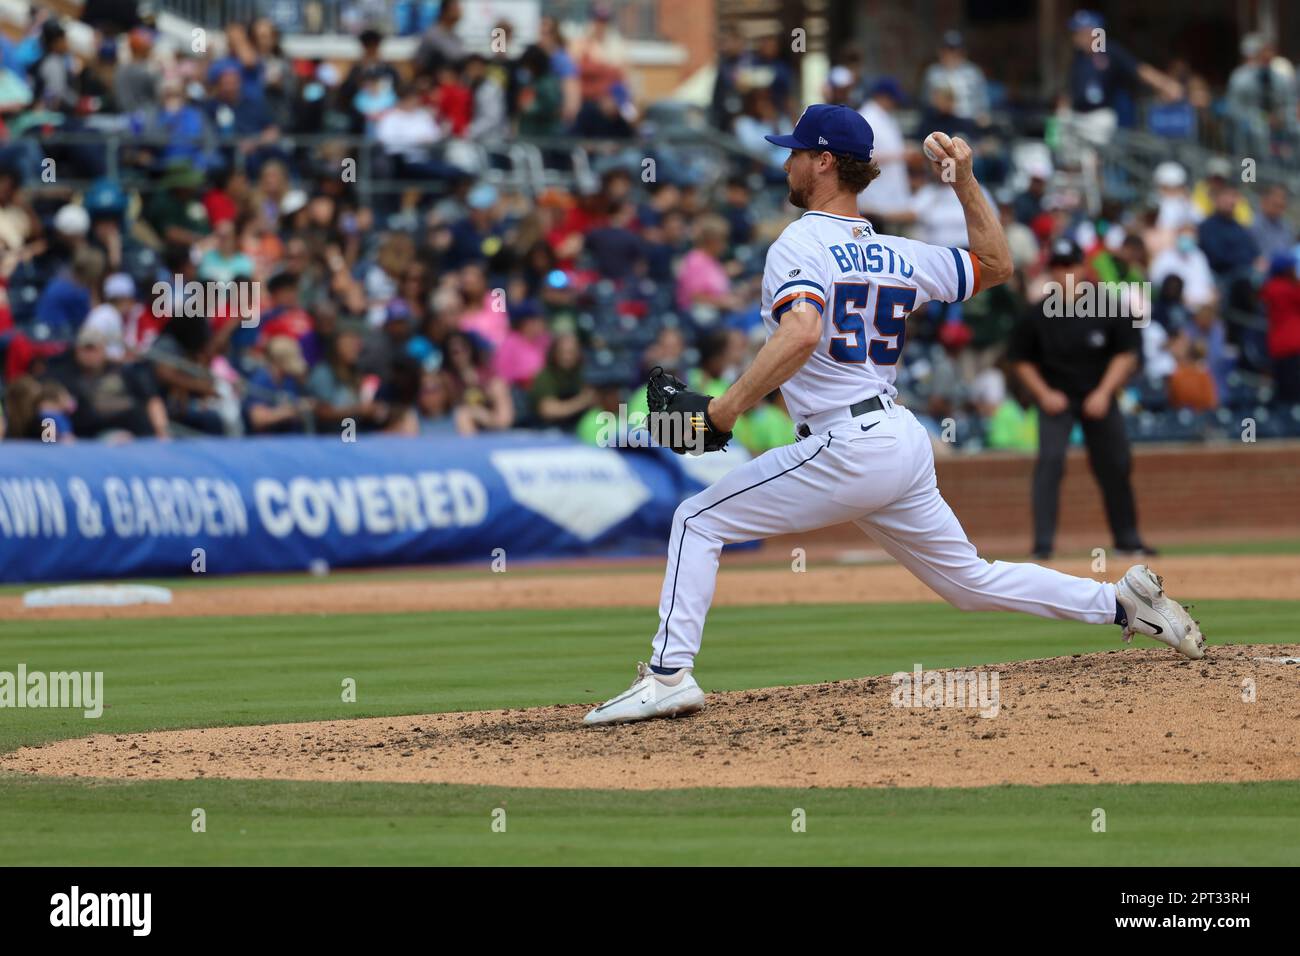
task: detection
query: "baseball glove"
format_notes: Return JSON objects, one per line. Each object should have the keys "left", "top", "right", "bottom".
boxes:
{"left": 645, "top": 366, "right": 732, "bottom": 455}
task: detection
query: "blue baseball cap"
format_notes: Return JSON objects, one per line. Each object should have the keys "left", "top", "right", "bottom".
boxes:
{"left": 765, "top": 104, "right": 875, "bottom": 162}
{"left": 1067, "top": 10, "right": 1104, "bottom": 31}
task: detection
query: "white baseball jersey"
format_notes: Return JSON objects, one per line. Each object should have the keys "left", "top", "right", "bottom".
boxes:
{"left": 761, "top": 211, "right": 981, "bottom": 420}
{"left": 646, "top": 208, "right": 1117, "bottom": 674}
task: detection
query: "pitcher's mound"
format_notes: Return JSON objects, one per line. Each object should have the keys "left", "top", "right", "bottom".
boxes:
{"left": 5, "top": 645, "right": 1298, "bottom": 790}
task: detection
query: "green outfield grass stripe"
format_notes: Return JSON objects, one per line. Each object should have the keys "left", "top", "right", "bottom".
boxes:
{"left": 0, "top": 600, "right": 1289, "bottom": 754}
{"left": 0, "top": 776, "right": 1295, "bottom": 866}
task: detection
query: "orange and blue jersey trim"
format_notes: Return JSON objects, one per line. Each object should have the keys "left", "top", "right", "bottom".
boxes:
{"left": 771, "top": 280, "right": 826, "bottom": 321}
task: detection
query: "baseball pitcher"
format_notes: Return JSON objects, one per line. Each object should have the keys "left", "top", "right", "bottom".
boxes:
{"left": 585, "top": 105, "right": 1204, "bottom": 726}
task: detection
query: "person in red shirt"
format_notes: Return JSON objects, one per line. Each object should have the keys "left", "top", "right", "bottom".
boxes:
{"left": 430, "top": 63, "right": 472, "bottom": 137}
{"left": 202, "top": 166, "right": 249, "bottom": 228}
{"left": 257, "top": 271, "right": 319, "bottom": 366}
{"left": 1259, "top": 253, "right": 1300, "bottom": 403}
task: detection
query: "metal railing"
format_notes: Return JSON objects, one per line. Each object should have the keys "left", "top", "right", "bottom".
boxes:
{"left": 156, "top": 0, "right": 661, "bottom": 38}
{"left": 15, "top": 121, "right": 768, "bottom": 202}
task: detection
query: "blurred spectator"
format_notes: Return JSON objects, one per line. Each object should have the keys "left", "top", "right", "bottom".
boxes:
{"left": 152, "top": 312, "right": 242, "bottom": 436}
{"left": 309, "top": 320, "right": 390, "bottom": 432}
{"left": 901, "top": 158, "right": 991, "bottom": 248}
{"left": 530, "top": 331, "right": 594, "bottom": 430}
{"left": 458, "top": 263, "right": 508, "bottom": 348}
{"left": 1062, "top": 10, "right": 1178, "bottom": 146}
{"left": 1183, "top": 304, "right": 1232, "bottom": 399}
{"left": 710, "top": 31, "right": 746, "bottom": 130}
{"left": 857, "top": 79, "right": 911, "bottom": 222}
{"left": 259, "top": 271, "right": 319, "bottom": 365}
{"left": 1251, "top": 184, "right": 1294, "bottom": 262}
{"left": 920, "top": 84, "right": 981, "bottom": 143}
{"left": 442, "top": 331, "right": 513, "bottom": 435}
{"left": 537, "top": 15, "right": 580, "bottom": 126}
{"left": 1227, "top": 33, "right": 1299, "bottom": 159}
{"left": 114, "top": 28, "right": 160, "bottom": 114}
{"left": 0, "top": 375, "right": 76, "bottom": 441}
{"left": 1141, "top": 314, "right": 1177, "bottom": 383}
{"left": 736, "top": 34, "right": 794, "bottom": 119}
{"left": 375, "top": 83, "right": 444, "bottom": 177}
{"left": 983, "top": 361, "right": 1038, "bottom": 452}
{"left": 245, "top": 335, "right": 313, "bottom": 434}
{"left": 921, "top": 31, "right": 990, "bottom": 125}
{"left": 1198, "top": 186, "right": 1258, "bottom": 278}
{"left": 130, "top": 77, "right": 210, "bottom": 171}
{"left": 1191, "top": 157, "right": 1253, "bottom": 225}
{"left": 81, "top": 272, "right": 133, "bottom": 362}
{"left": 494, "top": 301, "right": 549, "bottom": 388}
{"left": 414, "top": 0, "right": 465, "bottom": 76}
{"left": 340, "top": 29, "right": 400, "bottom": 135}
{"left": 1152, "top": 161, "right": 1197, "bottom": 232}
{"left": 443, "top": 183, "right": 506, "bottom": 270}
{"left": 1258, "top": 253, "right": 1300, "bottom": 403}
{"left": 720, "top": 176, "right": 755, "bottom": 247}
{"left": 207, "top": 64, "right": 279, "bottom": 155}
{"left": 33, "top": 20, "right": 76, "bottom": 112}
{"left": 1151, "top": 225, "right": 1216, "bottom": 308}
{"left": 516, "top": 42, "right": 564, "bottom": 137}
{"left": 44, "top": 322, "right": 168, "bottom": 439}
{"left": 586, "top": 201, "right": 644, "bottom": 281}
{"left": 1092, "top": 234, "right": 1148, "bottom": 285}
{"left": 0, "top": 165, "right": 39, "bottom": 255}
{"left": 572, "top": 3, "right": 630, "bottom": 120}
{"left": 199, "top": 220, "right": 253, "bottom": 283}
{"left": 36, "top": 243, "right": 102, "bottom": 340}
{"left": 206, "top": 23, "right": 263, "bottom": 101}
{"left": 677, "top": 215, "right": 740, "bottom": 314}
{"left": 643, "top": 326, "right": 688, "bottom": 380}
{"left": 250, "top": 18, "right": 296, "bottom": 131}
{"left": 417, "top": 369, "right": 456, "bottom": 434}
{"left": 1012, "top": 159, "right": 1051, "bottom": 226}
{"left": 465, "top": 54, "right": 508, "bottom": 141}
{"left": 734, "top": 87, "right": 793, "bottom": 176}
{"left": 1151, "top": 274, "right": 1191, "bottom": 331}
{"left": 1166, "top": 334, "right": 1218, "bottom": 411}
{"left": 145, "top": 160, "right": 211, "bottom": 247}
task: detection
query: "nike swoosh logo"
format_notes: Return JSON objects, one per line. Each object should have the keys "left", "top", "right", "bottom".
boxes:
{"left": 594, "top": 685, "right": 644, "bottom": 711}
{"left": 1137, "top": 617, "right": 1164, "bottom": 635}
{"left": 860, "top": 422, "right": 879, "bottom": 433}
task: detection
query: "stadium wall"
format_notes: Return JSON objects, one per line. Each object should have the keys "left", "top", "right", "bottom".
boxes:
{"left": 0, "top": 435, "right": 707, "bottom": 584}
{"left": 773, "top": 442, "right": 1300, "bottom": 555}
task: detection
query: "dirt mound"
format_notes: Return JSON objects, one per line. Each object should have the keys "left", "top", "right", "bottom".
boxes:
{"left": 4, "top": 554, "right": 1299, "bottom": 621}
{"left": 6, "top": 644, "right": 1297, "bottom": 790}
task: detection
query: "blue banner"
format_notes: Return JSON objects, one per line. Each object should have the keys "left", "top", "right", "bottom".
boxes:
{"left": 0, "top": 435, "right": 710, "bottom": 583}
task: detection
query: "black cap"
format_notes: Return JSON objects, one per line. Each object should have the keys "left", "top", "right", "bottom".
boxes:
{"left": 1047, "top": 237, "right": 1083, "bottom": 267}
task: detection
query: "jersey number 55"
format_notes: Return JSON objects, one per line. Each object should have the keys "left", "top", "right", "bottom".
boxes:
{"left": 830, "top": 282, "right": 917, "bottom": 366}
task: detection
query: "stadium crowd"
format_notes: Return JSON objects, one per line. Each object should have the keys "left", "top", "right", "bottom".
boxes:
{"left": 1, "top": 3, "right": 1299, "bottom": 450}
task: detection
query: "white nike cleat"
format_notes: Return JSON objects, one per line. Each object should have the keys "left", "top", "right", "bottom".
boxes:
{"left": 1115, "top": 564, "right": 1206, "bottom": 660}
{"left": 583, "top": 662, "right": 706, "bottom": 726}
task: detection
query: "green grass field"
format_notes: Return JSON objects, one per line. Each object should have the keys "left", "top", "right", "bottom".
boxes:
{"left": 2, "top": 598, "right": 1298, "bottom": 865}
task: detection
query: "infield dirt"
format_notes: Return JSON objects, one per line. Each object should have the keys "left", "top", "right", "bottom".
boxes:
{"left": 6, "top": 644, "right": 1297, "bottom": 790}
{"left": 4, "top": 554, "right": 1299, "bottom": 620}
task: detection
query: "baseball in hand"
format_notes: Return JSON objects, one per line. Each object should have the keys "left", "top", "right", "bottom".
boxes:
{"left": 922, "top": 134, "right": 943, "bottom": 162}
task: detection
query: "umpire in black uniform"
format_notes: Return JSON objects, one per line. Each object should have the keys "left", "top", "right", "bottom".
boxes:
{"left": 1007, "top": 237, "right": 1154, "bottom": 559}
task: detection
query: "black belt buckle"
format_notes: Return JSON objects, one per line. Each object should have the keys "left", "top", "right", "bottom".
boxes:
{"left": 797, "top": 424, "right": 811, "bottom": 439}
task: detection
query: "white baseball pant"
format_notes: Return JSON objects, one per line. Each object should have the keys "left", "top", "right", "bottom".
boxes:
{"left": 650, "top": 397, "right": 1117, "bottom": 670}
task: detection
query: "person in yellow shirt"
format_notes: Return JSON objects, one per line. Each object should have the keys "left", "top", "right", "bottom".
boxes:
{"left": 1191, "top": 157, "right": 1253, "bottom": 226}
